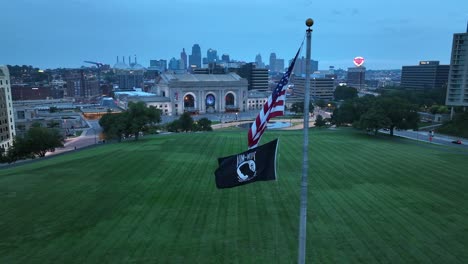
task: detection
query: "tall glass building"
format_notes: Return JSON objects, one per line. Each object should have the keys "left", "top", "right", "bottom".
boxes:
{"left": 446, "top": 24, "right": 468, "bottom": 108}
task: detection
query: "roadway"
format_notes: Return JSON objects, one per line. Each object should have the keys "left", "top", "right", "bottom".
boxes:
{"left": 379, "top": 129, "right": 468, "bottom": 149}
{"left": 46, "top": 119, "right": 102, "bottom": 156}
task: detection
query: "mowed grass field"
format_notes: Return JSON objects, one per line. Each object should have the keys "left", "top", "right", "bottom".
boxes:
{"left": 1, "top": 128, "right": 467, "bottom": 263}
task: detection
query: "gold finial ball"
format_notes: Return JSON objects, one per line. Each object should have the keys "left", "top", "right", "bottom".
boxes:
{"left": 305, "top": 18, "right": 314, "bottom": 27}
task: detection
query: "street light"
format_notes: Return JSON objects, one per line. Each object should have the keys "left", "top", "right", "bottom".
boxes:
{"left": 91, "top": 128, "right": 97, "bottom": 144}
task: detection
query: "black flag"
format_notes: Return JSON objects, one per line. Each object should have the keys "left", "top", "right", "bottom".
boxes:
{"left": 215, "top": 139, "right": 278, "bottom": 189}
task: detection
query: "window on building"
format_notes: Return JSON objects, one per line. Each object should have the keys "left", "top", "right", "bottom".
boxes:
{"left": 17, "top": 111, "right": 25, "bottom": 119}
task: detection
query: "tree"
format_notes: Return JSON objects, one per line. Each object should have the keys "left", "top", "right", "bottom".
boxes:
{"left": 359, "top": 109, "right": 391, "bottom": 135}
{"left": 99, "top": 112, "right": 127, "bottom": 142}
{"left": 315, "top": 99, "right": 327, "bottom": 108}
{"left": 331, "top": 95, "right": 376, "bottom": 126}
{"left": 314, "top": 115, "right": 326, "bottom": 128}
{"left": 179, "top": 112, "right": 194, "bottom": 132}
{"left": 3, "top": 124, "right": 65, "bottom": 162}
{"left": 334, "top": 86, "right": 358, "bottom": 101}
{"left": 197, "top": 118, "right": 213, "bottom": 131}
{"left": 166, "top": 119, "right": 181, "bottom": 132}
{"left": 290, "top": 102, "right": 314, "bottom": 114}
{"left": 99, "top": 102, "right": 162, "bottom": 141}
{"left": 376, "top": 97, "right": 419, "bottom": 136}
{"left": 25, "top": 126, "right": 65, "bottom": 157}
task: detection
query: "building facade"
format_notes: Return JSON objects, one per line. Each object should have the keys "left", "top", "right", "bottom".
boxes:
{"left": 0, "top": 66, "right": 16, "bottom": 151}
{"left": 401, "top": 61, "right": 449, "bottom": 90}
{"left": 156, "top": 73, "right": 248, "bottom": 115}
{"left": 446, "top": 27, "right": 468, "bottom": 107}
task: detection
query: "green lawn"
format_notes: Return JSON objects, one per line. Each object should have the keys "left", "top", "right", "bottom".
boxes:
{"left": 1, "top": 129, "right": 467, "bottom": 263}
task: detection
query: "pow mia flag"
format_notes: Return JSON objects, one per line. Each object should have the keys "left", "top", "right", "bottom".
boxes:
{"left": 215, "top": 139, "right": 278, "bottom": 189}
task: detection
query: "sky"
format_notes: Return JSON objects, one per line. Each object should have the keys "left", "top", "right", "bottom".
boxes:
{"left": 1, "top": 0, "right": 467, "bottom": 70}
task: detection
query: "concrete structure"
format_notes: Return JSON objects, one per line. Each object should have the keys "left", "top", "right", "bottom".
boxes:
{"left": 156, "top": 73, "right": 248, "bottom": 115}
{"left": 401, "top": 61, "right": 449, "bottom": 90}
{"left": 347, "top": 67, "right": 366, "bottom": 90}
{"left": 12, "top": 99, "right": 87, "bottom": 137}
{"left": 0, "top": 66, "right": 15, "bottom": 151}
{"left": 446, "top": 25, "right": 468, "bottom": 107}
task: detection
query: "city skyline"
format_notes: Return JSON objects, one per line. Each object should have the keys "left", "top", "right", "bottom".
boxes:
{"left": 1, "top": 0, "right": 467, "bottom": 70}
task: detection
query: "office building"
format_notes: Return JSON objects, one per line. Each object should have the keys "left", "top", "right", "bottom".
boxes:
{"left": 293, "top": 57, "right": 319, "bottom": 76}
{"left": 446, "top": 24, "right": 468, "bottom": 108}
{"left": 401, "top": 61, "right": 449, "bottom": 90}
{"left": 347, "top": 67, "right": 366, "bottom": 90}
{"left": 230, "top": 63, "right": 269, "bottom": 91}
{"left": 291, "top": 76, "right": 335, "bottom": 102}
{"left": 0, "top": 65, "right": 16, "bottom": 151}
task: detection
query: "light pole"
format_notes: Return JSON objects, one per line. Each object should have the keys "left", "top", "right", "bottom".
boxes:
{"left": 92, "top": 127, "right": 97, "bottom": 144}
{"left": 298, "top": 17, "right": 313, "bottom": 264}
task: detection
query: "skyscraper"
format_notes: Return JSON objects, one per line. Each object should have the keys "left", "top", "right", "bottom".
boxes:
{"left": 180, "top": 48, "right": 188, "bottom": 70}
{"left": 446, "top": 23, "right": 468, "bottom": 109}
{"left": 275, "top": 59, "right": 285, "bottom": 72}
{"left": 207, "top": 48, "right": 218, "bottom": 63}
{"left": 255, "top": 54, "right": 264, "bottom": 68}
{"left": 169, "top": 57, "right": 179, "bottom": 71}
{"left": 189, "top": 44, "right": 202, "bottom": 70}
{"left": 293, "top": 57, "right": 319, "bottom": 76}
{"left": 0, "top": 65, "right": 16, "bottom": 152}
{"left": 269, "top": 53, "right": 276, "bottom": 72}
{"left": 221, "top": 54, "right": 230, "bottom": 63}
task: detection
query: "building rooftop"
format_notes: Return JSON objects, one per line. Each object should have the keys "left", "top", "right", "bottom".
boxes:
{"left": 161, "top": 73, "right": 243, "bottom": 83}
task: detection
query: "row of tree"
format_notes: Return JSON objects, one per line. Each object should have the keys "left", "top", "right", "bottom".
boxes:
{"left": 166, "top": 112, "right": 213, "bottom": 132}
{"left": 332, "top": 95, "right": 419, "bottom": 136}
{"left": 99, "top": 103, "right": 214, "bottom": 141}
{"left": 0, "top": 124, "right": 64, "bottom": 163}
{"left": 99, "top": 101, "right": 162, "bottom": 141}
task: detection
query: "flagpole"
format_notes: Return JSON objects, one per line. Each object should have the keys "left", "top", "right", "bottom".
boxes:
{"left": 298, "top": 18, "right": 313, "bottom": 264}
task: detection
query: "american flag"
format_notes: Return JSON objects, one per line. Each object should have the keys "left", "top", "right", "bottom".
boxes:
{"left": 248, "top": 49, "right": 301, "bottom": 148}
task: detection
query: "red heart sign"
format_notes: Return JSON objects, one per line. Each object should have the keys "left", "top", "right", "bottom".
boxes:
{"left": 353, "top": 57, "right": 364, "bottom": 67}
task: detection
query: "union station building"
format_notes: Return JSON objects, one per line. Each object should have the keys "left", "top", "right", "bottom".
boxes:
{"left": 155, "top": 73, "right": 249, "bottom": 115}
